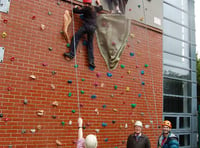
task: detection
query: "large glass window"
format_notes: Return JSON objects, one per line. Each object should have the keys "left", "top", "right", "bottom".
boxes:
{"left": 164, "top": 78, "right": 191, "bottom": 96}
{"left": 163, "top": 53, "right": 190, "bottom": 69}
{"left": 164, "top": 116, "right": 177, "bottom": 129}
{"left": 179, "top": 117, "right": 190, "bottom": 128}
{"left": 163, "top": 36, "right": 189, "bottom": 57}
{"left": 163, "top": 3, "right": 188, "bottom": 26}
{"left": 163, "top": 65, "right": 191, "bottom": 80}
{"left": 164, "top": 0, "right": 188, "bottom": 11}
{"left": 163, "top": 19, "right": 189, "bottom": 41}
{"left": 164, "top": 96, "right": 191, "bottom": 113}
{"left": 179, "top": 134, "right": 190, "bottom": 146}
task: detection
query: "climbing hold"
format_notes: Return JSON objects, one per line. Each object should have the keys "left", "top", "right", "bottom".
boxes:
{"left": 23, "top": 99, "right": 28, "bottom": 105}
{"left": 52, "top": 101, "right": 58, "bottom": 107}
{"left": 3, "top": 19, "right": 8, "bottom": 24}
{"left": 0, "top": 113, "right": 3, "bottom": 118}
{"left": 114, "top": 85, "right": 117, "bottom": 90}
{"left": 69, "top": 120, "right": 72, "bottom": 125}
{"left": 81, "top": 78, "right": 85, "bottom": 81}
{"left": 145, "top": 64, "right": 149, "bottom": 67}
{"left": 122, "top": 140, "right": 126, "bottom": 144}
{"left": 140, "top": 17, "right": 144, "bottom": 21}
{"left": 102, "top": 104, "right": 106, "bottom": 108}
{"left": 95, "top": 129, "right": 100, "bottom": 133}
{"left": 131, "top": 120, "right": 134, "bottom": 124}
{"left": 68, "top": 92, "right": 72, "bottom": 97}
{"left": 83, "top": 40, "right": 88, "bottom": 46}
{"left": 30, "top": 75, "right": 36, "bottom": 80}
{"left": 91, "top": 95, "right": 97, "bottom": 99}
{"left": 74, "top": 64, "right": 78, "bottom": 68}
{"left": 66, "top": 43, "right": 70, "bottom": 48}
{"left": 48, "top": 47, "right": 53, "bottom": 51}
{"left": 113, "top": 108, "right": 118, "bottom": 112}
{"left": 51, "top": 84, "right": 55, "bottom": 90}
{"left": 138, "top": 5, "right": 141, "bottom": 8}
{"left": 102, "top": 122, "right": 107, "bottom": 127}
{"left": 136, "top": 65, "right": 139, "bottom": 68}
{"left": 94, "top": 82, "right": 98, "bottom": 86}
{"left": 112, "top": 41, "right": 116, "bottom": 46}
{"left": 145, "top": 125, "right": 150, "bottom": 128}
{"left": 68, "top": 80, "right": 72, "bottom": 84}
{"left": 140, "top": 112, "right": 144, "bottom": 116}
{"left": 138, "top": 93, "right": 142, "bottom": 97}
{"left": 83, "top": 125, "right": 86, "bottom": 129}
{"left": 112, "top": 120, "right": 116, "bottom": 124}
{"left": 126, "top": 87, "right": 130, "bottom": 92}
{"left": 127, "top": 70, "right": 131, "bottom": 74}
{"left": 71, "top": 110, "right": 75, "bottom": 113}
{"left": 7, "top": 87, "right": 12, "bottom": 91}
{"left": 61, "top": 121, "right": 65, "bottom": 126}
{"left": 57, "top": 1, "right": 60, "bottom": 5}
{"left": 137, "top": 40, "right": 141, "bottom": 44}
{"left": 30, "top": 129, "right": 36, "bottom": 133}
{"left": 37, "top": 110, "right": 44, "bottom": 116}
{"left": 110, "top": 94, "right": 114, "bottom": 97}
{"left": 32, "top": 16, "right": 36, "bottom": 20}
{"left": 42, "top": 63, "right": 48, "bottom": 66}
{"left": 104, "top": 138, "right": 108, "bottom": 142}
{"left": 10, "top": 57, "right": 15, "bottom": 61}
{"left": 80, "top": 14, "right": 84, "bottom": 19}
{"left": 80, "top": 90, "right": 84, "bottom": 94}
{"left": 1, "top": 32, "right": 7, "bottom": 38}
{"left": 141, "top": 81, "right": 145, "bottom": 85}
{"left": 125, "top": 123, "right": 128, "bottom": 128}
{"left": 130, "top": 33, "right": 135, "bottom": 38}
{"left": 21, "top": 129, "right": 26, "bottom": 134}
{"left": 52, "top": 71, "right": 56, "bottom": 75}
{"left": 130, "top": 52, "right": 134, "bottom": 56}
{"left": 40, "top": 24, "right": 46, "bottom": 30}
{"left": 37, "top": 125, "right": 42, "bottom": 130}
{"left": 56, "top": 140, "right": 62, "bottom": 146}
{"left": 150, "top": 120, "right": 153, "bottom": 124}
{"left": 131, "top": 104, "right": 136, "bottom": 108}
{"left": 100, "top": 83, "right": 104, "bottom": 87}
{"left": 129, "top": 8, "right": 132, "bottom": 11}
{"left": 141, "top": 70, "right": 144, "bottom": 75}
{"left": 48, "top": 11, "right": 52, "bottom": 15}
{"left": 121, "top": 64, "right": 125, "bottom": 68}
{"left": 96, "top": 72, "right": 101, "bottom": 78}
{"left": 95, "top": 108, "right": 99, "bottom": 115}
{"left": 107, "top": 72, "right": 112, "bottom": 77}
{"left": 119, "top": 124, "right": 123, "bottom": 129}
{"left": 52, "top": 115, "right": 57, "bottom": 119}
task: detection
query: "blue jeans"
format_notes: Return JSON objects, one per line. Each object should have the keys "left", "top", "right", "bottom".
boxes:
{"left": 69, "top": 24, "right": 96, "bottom": 65}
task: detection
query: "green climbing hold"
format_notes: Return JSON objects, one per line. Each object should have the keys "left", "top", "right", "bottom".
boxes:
{"left": 61, "top": 121, "right": 65, "bottom": 126}
{"left": 21, "top": 129, "right": 26, "bottom": 134}
{"left": 52, "top": 71, "right": 56, "bottom": 75}
{"left": 68, "top": 92, "right": 72, "bottom": 97}
{"left": 0, "top": 113, "right": 3, "bottom": 118}
{"left": 112, "top": 120, "right": 116, "bottom": 124}
{"left": 81, "top": 90, "right": 84, "bottom": 94}
{"left": 131, "top": 104, "right": 137, "bottom": 108}
{"left": 60, "top": 31, "right": 64, "bottom": 34}
{"left": 145, "top": 64, "right": 149, "bottom": 67}
{"left": 130, "top": 52, "right": 134, "bottom": 56}
{"left": 141, "top": 81, "right": 145, "bottom": 85}
{"left": 115, "top": 147, "right": 118, "bottom": 148}
{"left": 138, "top": 5, "right": 141, "bottom": 8}
{"left": 48, "top": 47, "right": 53, "bottom": 51}
{"left": 57, "top": 2, "right": 60, "bottom": 5}
{"left": 114, "top": 85, "right": 118, "bottom": 90}
{"left": 72, "top": 110, "right": 76, "bottom": 113}
{"left": 83, "top": 126, "right": 86, "bottom": 129}
{"left": 68, "top": 80, "right": 72, "bottom": 84}
{"left": 66, "top": 43, "right": 70, "bottom": 48}
{"left": 104, "top": 138, "right": 108, "bottom": 142}
{"left": 121, "top": 64, "right": 125, "bottom": 68}
{"left": 81, "top": 78, "right": 85, "bottom": 81}
{"left": 138, "top": 93, "right": 142, "bottom": 97}
{"left": 48, "top": 11, "right": 52, "bottom": 15}
{"left": 24, "top": 99, "right": 28, "bottom": 105}
{"left": 102, "top": 104, "right": 106, "bottom": 108}
{"left": 74, "top": 64, "right": 78, "bottom": 68}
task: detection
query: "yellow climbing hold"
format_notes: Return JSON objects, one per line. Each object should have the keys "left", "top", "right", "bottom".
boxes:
{"left": 2, "top": 32, "right": 7, "bottom": 38}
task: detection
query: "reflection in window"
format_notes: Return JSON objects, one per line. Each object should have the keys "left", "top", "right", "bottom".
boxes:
{"left": 163, "top": 19, "right": 189, "bottom": 41}
{"left": 164, "top": 116, "right": 176, "bottom": 129}
{"left": 179, "top": 117, "right": 190, "bottom": 128}
{"left": 163, "top": 65, "right": 191, "bottom": 80}
{"left": 163, "top": 53, "right": 190, "bottom": 69}
{"left": 164, "top": 78, "right": 191, "bottom": 96}
{"left": 179, "top": 134, "right": 190, "bottom": 146}
{"left": 164, "top": 96, "right": 191, "bottom": 113}
{"left": 164, "top": 0, "right": 188, "bottom": 11}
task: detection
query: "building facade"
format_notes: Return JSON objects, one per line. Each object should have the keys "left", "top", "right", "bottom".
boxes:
{"left": 163, "top": 0, "right": 197, "bottom": 147}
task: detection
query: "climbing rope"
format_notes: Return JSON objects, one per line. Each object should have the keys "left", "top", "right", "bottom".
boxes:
{"left": 70, "top": 0, "right": 81, "bottom": 118}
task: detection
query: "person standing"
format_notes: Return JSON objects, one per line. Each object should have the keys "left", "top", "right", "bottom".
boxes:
{"left": 127, "top": 120, "right": 151, "bottom": 148}
{"left": 63, "top": 0, "right": 103, "bottom": 69}
{"left": 157, "top": 120, "right": 179, "bottom": 148}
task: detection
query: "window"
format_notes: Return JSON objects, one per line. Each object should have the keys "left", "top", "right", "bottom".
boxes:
{"left": 163, "top": 53, "right": 190, "bottom": 69}
{"left": 163, "top": 65, "right": 191, "bottom": 80}
{"left": 179, "top": 117, "right": 190, "bottom": 128}
{"left": 164, "top": 78, "right": 191, "bottom": 96}
{"left": 164, "top": 116, "right": 176, "bottom": 129}
{"left": 164, "top": 96, "right": 191, "bottom": 113}
{"left": 179, "top": 134, "right": 190, "bottom": 146}
{"left": 164, "top": 0, "right": 188, "bottom": 11}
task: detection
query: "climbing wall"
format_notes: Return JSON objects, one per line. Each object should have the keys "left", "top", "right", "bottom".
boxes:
{"left": 0, "top": 0, "right": 163, "bottom": 147}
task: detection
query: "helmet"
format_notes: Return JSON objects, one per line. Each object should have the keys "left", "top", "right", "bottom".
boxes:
{"left": 85, "top": 134, "right": 98, "bottom": 148}
{"left": 83, "top": 0, "right": 92, "bottom": 3}
{"left": 162, "top": 120, "right": 172, "bottom": 128}
{"left": 134, "top": 121, "right": 143, "bottom": 127}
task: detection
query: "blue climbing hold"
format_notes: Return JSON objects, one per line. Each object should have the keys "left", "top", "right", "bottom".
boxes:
{"left": 130, "top": 52, "right": 134, "bottom": 56}
{"left": 107, "top": 72, "right": 112, "bottom": 77}
{"left": 141, "top": 81, "right": 145, "bottom": 85}
{"left": 102, "top": 122, "right": 107, "bottom": 127}
{"left": 141, "top": 70, "right": 144, "bottom": 75}
{"left": 91, "top": 95, "right": 97, "bottom": 99}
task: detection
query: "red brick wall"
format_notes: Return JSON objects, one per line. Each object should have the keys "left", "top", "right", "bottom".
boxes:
{"left": 0, "top": 0, "right": 163, "bottom": 147}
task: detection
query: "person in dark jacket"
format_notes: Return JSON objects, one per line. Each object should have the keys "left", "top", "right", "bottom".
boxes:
{"left": 127, "top": 121, "right": 151, "bottom": 148}
{"left": 63, "top": 0, "right": 103, "bottom": 69}
{"left": 157, "top": 120, "right": 179, "bottom": 148}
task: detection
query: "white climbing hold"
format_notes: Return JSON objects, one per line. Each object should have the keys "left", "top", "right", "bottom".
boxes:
{"left": 145, "top": 125, "right": 150, "bottom": 128}
{"left": 52, "top": 101, "right": 58, "bottom": 107}
{"left": 36, "top": 110, "right": 44, "bottom": 116}
{"left": 30, "top": 129, "right": 36, "bottom": 133}
{"left": 40, "top": 24, "right": 46, "bottom": 30}
{"left": 51, "top": 84, "right": 55, "bottom": 90}
{"left": 69, "top": 120, "right": 72, "bottom": 125}
{"left": 30, "top": 75, "right": 36, "bottom": 80}
{"left": 150, "top": 120, "right": 153, "bottom": 124}
{"left": 125, "top": 123, "right": 128, "bottom": 128}
{"left": 95, "top": 129, "right": 100, "bottom": 133}
{"left": 56, "top": 140, "right": 62, "bottom": 146}
{"left": 37, "top": 125, "right": 42, "bottom": 130}
{"left": 95, "top": 108, "right": 99, "bottom": 115}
